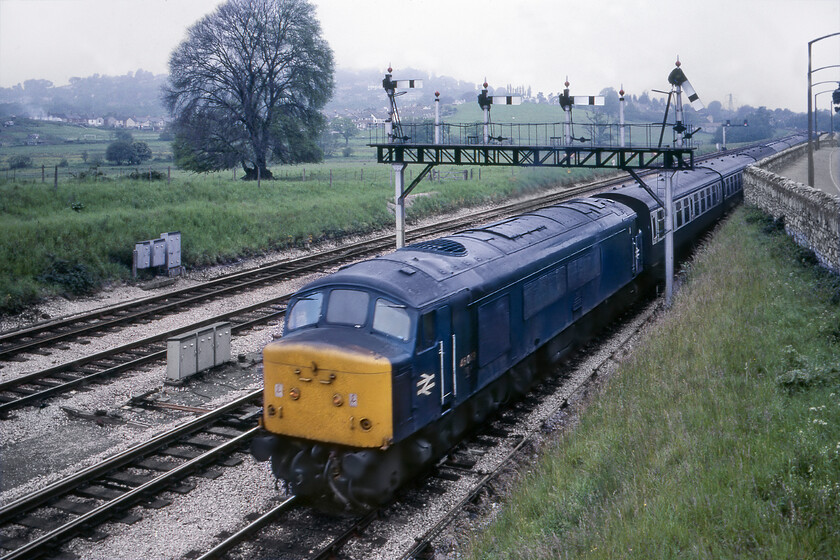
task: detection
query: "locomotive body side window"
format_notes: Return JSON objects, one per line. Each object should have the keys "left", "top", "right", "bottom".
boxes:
{"left": 326, "top": 289, "right": 369, "bottom": 327}
{"left": 287, "top": 292, "right": 324, "bottom": 330}
{"left": 523, "top": 266, "right": 567, "bottom": 319}
{"left": 372, "top": 298, "right": 411, "bottom": 341}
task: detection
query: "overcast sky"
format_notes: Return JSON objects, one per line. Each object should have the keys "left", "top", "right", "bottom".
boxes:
{"left": 1, "top": 0, "right": 839, "bottom": 112}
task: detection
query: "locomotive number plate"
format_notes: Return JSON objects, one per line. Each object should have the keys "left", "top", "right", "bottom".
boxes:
{"left": 349, "top": 393, "right": 358, "bottom": 407}
{"left": 274, "top": 383, "right": 284, "bottom": 398}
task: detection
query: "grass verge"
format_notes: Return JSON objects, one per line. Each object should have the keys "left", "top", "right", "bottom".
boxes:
{"left": 465, "top": 206, "right": 840, "bottom": 559}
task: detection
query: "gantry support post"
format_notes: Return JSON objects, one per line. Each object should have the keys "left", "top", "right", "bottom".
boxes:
{"left": 393, "top": 163, "right": 436, "bottom": 249}
{"left": 394, "top": 164, "right": 408, "bottom": 248}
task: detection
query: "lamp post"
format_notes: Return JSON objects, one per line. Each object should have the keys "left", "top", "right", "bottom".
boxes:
{"left": 807, "top": 32, "right": 840, "bottom": 186}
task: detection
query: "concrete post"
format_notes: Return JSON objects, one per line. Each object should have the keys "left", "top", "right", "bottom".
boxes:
{"left": 394, "top": 163, "right": 407, "bottom": 248}
{"left": 664, "top": 172, "right": 674, "bottom": 307}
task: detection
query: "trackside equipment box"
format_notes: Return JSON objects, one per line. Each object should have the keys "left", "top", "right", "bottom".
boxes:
{"left": 166, "top": 322, "right": 231, "bottom": 381}
{"left": 133, "top": 231, "right": 182, "bottom": 278}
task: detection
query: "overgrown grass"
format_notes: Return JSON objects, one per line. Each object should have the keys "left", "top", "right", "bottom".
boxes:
{"left": 0, "top": 162, "right": 601, "bottom": 315}
{"left": 466, "top": 206, "right": 840, "bottom": 559}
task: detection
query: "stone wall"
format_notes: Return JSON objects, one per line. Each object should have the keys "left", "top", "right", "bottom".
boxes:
{"left": 744, "top": 142, "right": 840, "bottom": 272}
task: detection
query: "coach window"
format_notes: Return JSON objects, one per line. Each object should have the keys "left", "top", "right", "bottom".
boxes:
{"left": 675, "top": 200, "right": 684, "bottom": 228}
{"left": 287, "top": 292, "right": 324, "bottom": 330}
{"left": 326, "top": 289, "right": 369, "bottom": 327}
{"left": 373, "top": 298, "right": 411, "bottom": 341}
{"left": 652, "top": 209, "right": 665, "bottom": 242}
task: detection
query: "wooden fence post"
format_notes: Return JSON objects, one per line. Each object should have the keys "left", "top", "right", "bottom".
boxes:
{"left": 54, "top": 165, "right": 58, "bottom": 191}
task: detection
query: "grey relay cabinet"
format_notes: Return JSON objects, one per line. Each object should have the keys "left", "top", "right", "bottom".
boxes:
{"left": 133, "top": 231, "right": 182, "bottom": 278}
{"left": 166, "top": 322, "right": 231, "bottom": 381}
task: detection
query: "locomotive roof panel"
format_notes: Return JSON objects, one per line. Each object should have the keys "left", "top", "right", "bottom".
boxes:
{"left": 295, "top": 197, "right": 637, "bottom": 310}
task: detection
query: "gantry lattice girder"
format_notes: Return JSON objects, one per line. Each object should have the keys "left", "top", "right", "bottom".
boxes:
{"left": 371, "top": 144, "right": 695, "bottom": 170}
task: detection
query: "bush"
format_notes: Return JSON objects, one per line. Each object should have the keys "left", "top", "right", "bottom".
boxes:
{"left": 128, "top": 169, "right": 165, "bottom": 181}
{"left": 70, "top": 167, "right": 107, "bottom": 181}
{"left": 38, "top": 256, "right": 99, "bottom": 296}
{"left": 8, "top": 155, "right": 32, "bottom": 169}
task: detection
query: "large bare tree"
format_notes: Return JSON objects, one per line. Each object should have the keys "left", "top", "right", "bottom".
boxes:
{"left": 164, "top": 0, "right": 334, "bottom": 180}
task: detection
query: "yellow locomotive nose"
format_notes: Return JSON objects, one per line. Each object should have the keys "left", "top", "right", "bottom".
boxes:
{"left": 262, "top": 340, "right": 394, "bottom": 448}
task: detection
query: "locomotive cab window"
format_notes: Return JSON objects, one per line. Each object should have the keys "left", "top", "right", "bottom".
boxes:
{"left": 287, "top": 292, "right": 324, "bottom": 330}
{"left": 372, "top": 298, "right": 411, "bottom": 341}
{"left": 326, "top": 289, "right": 369, "bottom": 327}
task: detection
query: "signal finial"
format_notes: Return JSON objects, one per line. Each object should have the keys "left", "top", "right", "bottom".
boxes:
{"left": 675, "top": 56, "right": 681, "bottom": 67}
{"left": 565, "top": 76, "right": 570, "bottom": 88}
{"left": 619, "top": 83, "right": 625, "bottom": 97}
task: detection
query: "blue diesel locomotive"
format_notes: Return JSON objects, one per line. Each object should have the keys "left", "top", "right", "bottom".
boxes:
{"left": 251, "top": 136, "right": 806, "bottom": 507}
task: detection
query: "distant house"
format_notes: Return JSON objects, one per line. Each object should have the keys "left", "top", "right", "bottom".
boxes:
{"left": 106, "top": 116, "right": 125, "bottom": 128}
{"left": 26, "top": 133, "right": 43, "bottom": 145}
{"left": 87, "top": 117, "right": 104, "bottom": 127}
{"left": 149, "top": 117, "right": 166, "bottom": 130}
{"left": 125, "top": 117, "right": 140, "bottom": 129}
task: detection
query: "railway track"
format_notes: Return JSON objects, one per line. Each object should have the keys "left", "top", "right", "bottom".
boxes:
{"left": 0, "top": 391, "right": 262, "bottom": 560}
{"left": 0, "top": 297, "right": 286, "bottom": 416}
{"left": 0, "top": 172, "right": 629, "bottom": 363}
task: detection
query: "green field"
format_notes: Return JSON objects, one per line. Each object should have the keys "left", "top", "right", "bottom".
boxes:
{"left": 464, "top": 207, "right": 840, "bottom": 559}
